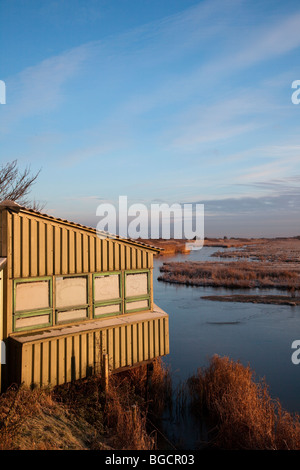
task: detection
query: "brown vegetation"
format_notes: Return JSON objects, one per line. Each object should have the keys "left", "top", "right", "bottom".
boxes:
{"left": 158, "top": 260, "right": 300, "bottom": 290}
{"left": 139, "top": 239, "right": 192, "bottom": 255}
{"left": 0, "top": 355, "right": 299, "bottom": 450}
{"left": 0, "top": 358, "right": 171, "bottom": 450}
{"left": 188, "top": 355, "right": 300, "bottom": 450}
{"left": 212, "top": 237, "right": 300, "bottom": 264}
{"left": 140, "top": 237, "right": 256, "bottom": 255}
{"left": 202, "top": 294, "right": 300, "bottom": 306}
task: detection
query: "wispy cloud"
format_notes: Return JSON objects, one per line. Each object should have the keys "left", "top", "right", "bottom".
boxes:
{"left": 2, "top": 44, "right": 90, "bottom": 133}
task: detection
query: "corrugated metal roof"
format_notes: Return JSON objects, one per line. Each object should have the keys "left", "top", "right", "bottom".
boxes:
{"left": 0, "top": 200, "right": 162, "bottom": 253}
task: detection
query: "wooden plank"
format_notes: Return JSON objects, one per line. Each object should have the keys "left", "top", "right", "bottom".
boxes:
{"left": 13, "top": 213, "right": 20, "bottom": 278}
{"left": 7, "top": 212, "right": 12, "bottom": 280}
{"left": 101, "top": 329, "right": 107, "bottom": 356}
{"left": 73, "top": 335, "right": 80, "bottom": 380}
{"left": 120, "top": 326, "right": 126, "bottom": 367}
{"left": 137, "top": 323, "right": 143, "bottom": 363}
{"left": 142, "top": 251, "right": 147, "bottom": 269}
{"left": 57, "top": 338, "right": 65, "bottom": 385}
{"left": 113, "top": 327, "right": 120, "bottom": 370}
{"left": 75, "top": 232, "right": 82, "bottom": 273}
{"left": 126, "top": 246, "right": 131, "bottom": 270}
{"left": 41, "top": 341, "right": 49, "bottom": 387}
{"left": 132, "top": 323, "right": 138, "bottom": 364}
{"left": 21, "top": 216, "right": 30, "bottom": 277}
{"left": 148, "top": 253, "right": 153, "bottom": 269}
{"left": 49, "top": 339, "right": 57, "bottom": 386}
{"left": 87, "top": 331, "right": 94, "bottom": 375}
{"left": 94, "top": 330, "right": 101, "bottom": 374}
{"left": 46, "top": 224, "right": 53, "bottom": 276}
{"left": 82, "top": 233, "right": 89, "bottom": 273}
{"left": 30, "top": 218, "right": 38, "bottom": 277}
{"left": 126, "top": 324, "right": 132, "bottom": 366}
{"left": 107, "top": 328, "right": 113, "bottom": 369}
{"left": 54, "top": 225, "right": 61, "bottom": 275}
{"left": 108, "top": 241, "right": 114, "bottom": 271}
{"left": 68, "top": 230, "right": 75, "bottom": 274}
{"left": 159, "top": 318, "right": 164, "bottom": 356}
{"left": 95, "top": 238, "right": 101, "bottom": 272}
{"left": 38, "top": 222, "right": 46, "bottom": 276}
{"left": 136, "top": 249, "right": 142, "bottom": 270}
{"left": 120, "top": 244, "right": 125, "bottom": 270}
{"left": 33, "top": 343, "right": 41, "bottom": 387}
{"left": 80, "top": 333, "right": 87, "bottom": 379}
{"left": 21, "top": 344, "right": 32, "bottom": 387}
{"left": 89, "top": 236, "right": 95, "bottom": 273}
{"left": 150, "top": 269, "right": 154, "bottom": 311}
{"left": 65, "top": 336, "right": 73, "bottom": 383}
{"left": 88, "top": 272, "right": 93, "bottom": 320}
{"left": 131, "top": 247, "right": 136, "bottom": 270}
{"left": 143, "top": 322, "right": 148, "bottom": 361}
{"left": 164, "top": 318, "right": 170, "bottom": 355}
{"left": 148, "top": 321, "right": 154, "bottom": 359}
{"left": 61, "top": 227, "right": 68, "bottom": 275}
{"left": 114, "top": 242, "right": 120, "bottom": 271}
{"left": 154, "top": 319, "right": 159, "bottom": 357}
{"left": 102, "top": 239, "right": 107, "bottom": 271}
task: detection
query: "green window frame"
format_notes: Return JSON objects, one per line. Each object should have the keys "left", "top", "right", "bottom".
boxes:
{"left": 55, "top": 274, "right": 89, "bottom": 325}
{"left": 93, "top": 271, "right": 122, "bottom": 318}
{"left": 124, "top": 269, "right": 151, "bottom": 313}
{"left": 13, "top": 277, "right": 53, "bottom": 332}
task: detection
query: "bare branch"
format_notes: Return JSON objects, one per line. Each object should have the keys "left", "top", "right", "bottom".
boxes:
{"left": 0, "top": 160, "right": 44, "bottom": 210}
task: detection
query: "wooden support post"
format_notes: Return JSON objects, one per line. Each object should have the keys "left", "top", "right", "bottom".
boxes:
{"left": 102, "top": 353, "right": 109, "bottom": 392}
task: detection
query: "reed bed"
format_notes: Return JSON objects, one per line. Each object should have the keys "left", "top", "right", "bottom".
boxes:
{"left": 188, "top": 355, "right": 300, "bottom": 450}
{"left": 159, "top": 260, "right": 300, "bottom": 290}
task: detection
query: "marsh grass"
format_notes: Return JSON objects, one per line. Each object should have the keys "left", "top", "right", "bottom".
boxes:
{"left": 188, "top": 355, "right": 300, "bottom": 450}
{"left": 159, "top": 260, "right": 300, "bottom": 290}
{"left": 103, "top": 358, "right": 172, "bottom": 450}
{"left": 1, "top": 356, "right": 299, "bottom": 450}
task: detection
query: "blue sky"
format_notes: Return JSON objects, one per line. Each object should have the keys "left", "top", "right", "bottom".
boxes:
{"left": 1, "top": 0, "right": 300, "bottom": 237}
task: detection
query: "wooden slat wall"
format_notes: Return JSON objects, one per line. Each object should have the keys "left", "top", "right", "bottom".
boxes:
{"left": 10, "top": 212, "right": 152, "bottom": 279}
{"left": 16, "top": 316, "right": 169, "bottom": 388}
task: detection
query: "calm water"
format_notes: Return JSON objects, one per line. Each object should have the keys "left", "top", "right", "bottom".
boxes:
{"left": 153, "top": 247, "right": 300, "bottom": 421}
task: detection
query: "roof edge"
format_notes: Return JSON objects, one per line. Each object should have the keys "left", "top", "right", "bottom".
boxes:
{"left": 0, "top": 200, "right": 161, "bottom": 253}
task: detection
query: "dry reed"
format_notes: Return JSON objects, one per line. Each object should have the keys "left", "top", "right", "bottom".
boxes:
{"left": 159, "top": 260, "right": 300, "bottom": 290}
{"left": 188, "top": 355, "right": 300, "bottom": 450}
{"left": 0, "top": 358, "right": 171, "bottom": 450}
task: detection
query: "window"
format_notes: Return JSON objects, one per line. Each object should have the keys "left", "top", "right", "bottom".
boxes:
{"left": 13, "top": 277, "right": 52, "bottom": 332}
{"left": 125, "top": 270, "right": 150, "bottom": 313}
{"left": 93, "top": 272, "right": 122, "bottom": 318}
{"left": 55, "top": 275, "right": 88, "bottom": 324}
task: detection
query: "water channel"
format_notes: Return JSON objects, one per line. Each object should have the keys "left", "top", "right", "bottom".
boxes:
{"left": 152, "top": 246, "right": 300, "bottom": 448}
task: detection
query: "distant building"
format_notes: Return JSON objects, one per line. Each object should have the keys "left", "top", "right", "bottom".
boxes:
{"left": 0, "top": 201, "right": 169, "bottom": 390}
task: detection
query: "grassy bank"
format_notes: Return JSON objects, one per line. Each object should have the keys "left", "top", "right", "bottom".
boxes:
{"left": 0, "top": 358, "right": 171, "bottom": 450}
